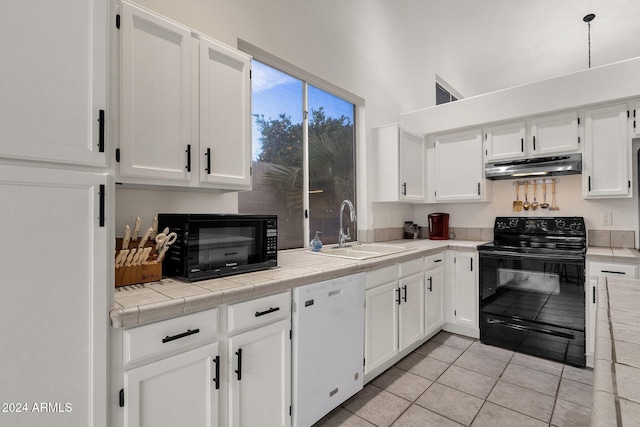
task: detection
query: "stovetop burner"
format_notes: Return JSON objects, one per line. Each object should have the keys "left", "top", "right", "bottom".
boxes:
{"left": 478, "top": 217, "right": 586, "bottom": 256}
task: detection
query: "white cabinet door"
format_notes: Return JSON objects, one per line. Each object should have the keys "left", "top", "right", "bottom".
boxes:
{"left": 120, "top": 1, "right": 192, "bottom": 182}
{"left": 398, "top": 273, "right": 425, "bottom": 350}
{"left": 199, "top": 37, "right": 252, "bottom": 190}
{"left": 454, "top": 252, "right": 478, "bottom": 329}
{"left": 0, "top": 0, "right": 107, "bottom": 166}
{"left": 583, "top": 103, "right": 631, "bottom": 198}
{"left": 425, "top": 266, "right": 445, "bottom": 336}
{"left": 0, "top": 165, "right": 108, "bottom": 427}
{"left": 229, "top": 319, "right": 291, "bottom": 427}
{"left": 124, "top": 343, "right": 220, "bottom": 427}
{"left": 399, "top": 128, "right": 426, "bottom": 201}
{"left": 373, "top": 125, "right": 425, "bottom": 202}
{"left": 364, "top": 281, "right": 399, "bottom": 374}
{"left": 484, "top": 121, "right": 527, "bottom": 161}
{"left": 530, "top": 111, "right": 580, "bottom": 156}
{"left": 435, "top": 129, "right": 486, "bottom": 201}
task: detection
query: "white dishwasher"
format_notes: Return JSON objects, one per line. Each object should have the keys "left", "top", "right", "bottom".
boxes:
{"left": 292, "top": 272, "right": 365, "bottom": 427}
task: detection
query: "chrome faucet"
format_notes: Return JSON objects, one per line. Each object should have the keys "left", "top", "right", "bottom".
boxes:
{"left": 337, "top": 199, "right": 356, "bottom": 248}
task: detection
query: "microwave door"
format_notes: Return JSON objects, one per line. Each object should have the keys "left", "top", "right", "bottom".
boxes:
{"left": 198, "top": 226, "right": 260, "bottom": 270}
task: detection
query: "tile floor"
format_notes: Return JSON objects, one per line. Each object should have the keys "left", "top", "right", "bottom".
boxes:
{"left": 314, "top": 331, "right": 593, "bottom": 427}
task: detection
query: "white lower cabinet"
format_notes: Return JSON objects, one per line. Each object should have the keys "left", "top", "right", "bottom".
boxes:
{"left": 425, "top": 253, "right": 445, "bottom": 336}
{"left": 365, "top": 259, "right": 426, "bottom": 380}
{"left": 226, "top": 292, "right": 291, "bottom": 427}
{"left": 586, "top": 261, "right": 638, "bottom": 367}
{"left": 124, "top": 343, "right": 220, "bottom": 427}
{"left": 444, "top": 250, "right": 479, "bottom": 338}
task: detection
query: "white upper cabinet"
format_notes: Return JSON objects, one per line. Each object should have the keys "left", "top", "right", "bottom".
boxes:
{"left": 530, "top": 111, "right": 580, "bottom": 156}
{"left": 484, "top": 121, "right": 527, "bottom": 161}
{"left": 0, "top": 0, "right": 107, "bottom": 166}
{"left": 118, "top": 2, "right": 252, "bottom": 191}
{"left": 583, "top": 103, "right": 631, "bottom": 198}
{"left": 433, "top": 129, "right": 487, "bottom": 202}
{"left": 373, "top": 125, "right": 425, "bottom": 202}
{"left": 119, "top": 1, "right": 192, "bottom": 182}
{"left": 199, "top": 37, "right": 252, "bottom": 190}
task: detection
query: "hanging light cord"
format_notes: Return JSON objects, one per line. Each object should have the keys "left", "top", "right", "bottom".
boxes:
{"left": 583, "top": 13, "right": 596, "bottom": 68}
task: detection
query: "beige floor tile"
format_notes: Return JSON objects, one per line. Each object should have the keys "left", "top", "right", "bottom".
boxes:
{"left": 396, "top": 353, "right": 449, "bottom": 381}
{"left": 416, "top": 382, "right": 483, "bottom": 426}
{"left": 471, "top": 402, "right": 547, "bottom": 427}
{"left": 371, "top": 367, "right": 433, "bottom": 402}
{"left": 487, "top": 380, "right": 555, "bottom": 422}
{"left": 551, "top": 398, "right": 592, "bottom": 427}
{"left": 561, "top": 365, "right": 594, "bottom": 385}
{"left": 342, "top": 385, "right": 411, "bottom": 427}
{"left": 314, "top": 407, "right": 375, "bottom": 427}
{"left": 391, "top": 404, "right": 464, "bottom": 427}
{"left": 509, "top": 352, "right": 564, "bottom": 376}
{"left": 415, "top": 340, "right": 465, "bottom": 363}
{"left": 466, "top": 341, "right": 514, "bottom": 362}
{"left": 557, "top": 378, "right": 593, "bottom": 408}
{"left": 436, "top": 365, "right": 497, "bottom": 399}
{"left": 430, "top": 331, "right": 475, "bottom": 350}
{"left": 500, "top": 363, "right": 560, "bottom": 396}
{"left": 454, "top": 350, "right": 508, "bottom": 378}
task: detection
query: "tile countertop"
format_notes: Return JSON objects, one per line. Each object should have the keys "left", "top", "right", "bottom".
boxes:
{"left": 591, "top": 276, "right": 640, "bottom": 426}
{"left": 110, "top": 239, "right": 481, "bottom": 329}
{"left": 587, "top": 247, "right": 640, "bottom": 263}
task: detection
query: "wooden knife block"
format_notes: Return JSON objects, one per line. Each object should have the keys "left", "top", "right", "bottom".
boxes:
{"left": 114, "top": 237, "right": 163, "bottom": 288}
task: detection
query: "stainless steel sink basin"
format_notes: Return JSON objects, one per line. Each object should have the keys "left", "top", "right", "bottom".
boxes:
{"left": 310, "top": 244, "right": 413, "bottom": 260}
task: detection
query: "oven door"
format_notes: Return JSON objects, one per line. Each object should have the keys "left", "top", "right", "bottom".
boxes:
{"left": 479, "top": 250, "right": 585, "bottom": 366}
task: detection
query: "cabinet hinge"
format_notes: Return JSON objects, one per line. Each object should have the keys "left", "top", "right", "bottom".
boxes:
{"left": 116, "top": 14, "right": 120, "bottom": 29}
{"left": 250, "top": 166, "right": 253, "bottom": 176}
{"left": 115, "top": 148, "right": 120, "bottom": 163}
{"left": 363, "top": 357, "right": 366, "bottom": 367}
{"left": 578, "top": 136, "right": 581, "bottom": 144}
{"left": 628, "top": 110, "right": 631, "bottom": 118}
{"left": 289, "top": 405, "right": 292, "bottom": 416}
{"left": 250, "top": 69, "right": 252, "bottom": 79}
{"left": 629, "top": 180, "right": 631, "bottom": 189}
{"left": 577, "top": 117, "right": 581, "bottom": 125}
{"left": 289, "top": 330, "right": 292, "bottom": 340}
{"left": 485, "top": 149, "right": 488, "bottom": 156}
{"left": 119, "top": 389, "right": 125, "bottom": 408}
{"left": 454, "top": 310, "right": 457, "bottom": 316}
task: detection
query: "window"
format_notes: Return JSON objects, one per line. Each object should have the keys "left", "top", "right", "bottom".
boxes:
{"left": 238, "top": 60, "right": 356, "bottom": 250}
{"left": 436, "top": 82, "right": 458, "bottom": 105}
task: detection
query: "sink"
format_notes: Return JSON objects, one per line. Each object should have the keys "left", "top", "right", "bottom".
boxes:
{"left": 310, "top": 243, "right": 413, "bottom": 260}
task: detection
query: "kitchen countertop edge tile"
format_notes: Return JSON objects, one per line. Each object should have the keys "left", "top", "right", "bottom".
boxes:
{"left": 110, "top": 239, "right": 484, "bottom": 328}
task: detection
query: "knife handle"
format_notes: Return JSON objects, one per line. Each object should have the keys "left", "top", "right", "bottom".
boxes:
{"left": 116, "top": 250, "right": 129, "bottom": 268}
{"left": 122, "top": 225, "right": 131, "bottom": 250}
{"left": 138, "top": 227, "right": 153, "bottom": 248}
{"left": 132, "top": 217, "right": 141, "bottom": 240}
{"left": 125, "top": 248, "right": 137, "bottom": 267}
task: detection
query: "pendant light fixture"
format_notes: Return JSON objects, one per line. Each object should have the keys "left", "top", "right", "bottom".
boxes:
{"left": 583, "top": 13, "right": 596, "bottom": 68}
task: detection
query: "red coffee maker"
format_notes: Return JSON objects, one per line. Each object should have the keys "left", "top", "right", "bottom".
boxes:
{"left": 428, "top": 213, "right": 449, "bottom": 240}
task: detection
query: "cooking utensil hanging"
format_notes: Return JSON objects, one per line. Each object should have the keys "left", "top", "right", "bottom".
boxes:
{"left": 513, "top": 182, "right": 522, "bottom": 212}
{"left": 541, "top": 182, "right": 549, "bottom": 209}
{"left": 550, "top": 180, "right": 560, "bottom": 210}
{"left": 523, "top": 181, "right": 530, "bottom": 210}
{"left": 531, "top": 182, "right": 539, "bottom": 210}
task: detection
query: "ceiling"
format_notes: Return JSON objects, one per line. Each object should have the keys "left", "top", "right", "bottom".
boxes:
{"left": 427, "top": 0, "right": 640, "bottom": 98}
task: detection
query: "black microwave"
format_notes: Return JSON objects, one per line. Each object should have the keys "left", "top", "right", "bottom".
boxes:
{"left": 158, "top": 214, "right": 278, "bottom": 282}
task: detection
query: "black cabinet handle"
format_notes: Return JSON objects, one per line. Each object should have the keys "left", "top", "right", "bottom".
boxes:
{"left": 235, "top": 348, "right": 242, "bottom": 381}
{"left": 470, "top": 258, "right": 473, "bottom": 271}
{"left": 520, "top": 138, "right": 524, "bottom": 152}
{"left": 533, "top": 135, "right": 536, "bottom": 150}
{"left": 99, "top": 184, "right": 105, "bottom": 227}
{"left": 601, "top": 270, "right": 626, "bottom": 275}
{"left": 428, "top": 276, "right": 433, "bottom": 292}
{"left": 98, "top": 109, "right": 105, "bottom": 152}
{"left": 402, "top": 285, "right": 407, "bottom": 302}
{"left": 477, "top": 182, "right": 481, "bottom": 196}
{"left": 395, "top": 288, "right": 401, "bottom": 305}
{"left": 255, "top": 307, "right": 280, "bottom": 317}
{"left": 162, "top": 328, "right": 200, "bottom": 343}
{"left": 593, "top": 286, "right": 596, "bottom": 304}
{"left": 212, "top": 355, "right": 220, "bottom": 389}
{"left": 588, "top": 176, "right": 591, "bottom": 192}
{"left": 434, "top": 259, "right": 442, "bottom": 263}
{"left": 186, "top": 144, "right": 191, "bottom": 172}
{"left": 402, "top": 182, "right": 407, "bottom": 196}
{"left": 205, "top": 148, "right": 211, "bottom": 174}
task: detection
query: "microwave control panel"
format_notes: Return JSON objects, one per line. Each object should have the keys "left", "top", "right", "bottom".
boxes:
{"left": 266, "top": 219, "right": 278, "bottom": 257}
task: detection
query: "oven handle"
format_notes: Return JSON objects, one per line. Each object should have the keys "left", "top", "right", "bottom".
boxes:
{"left": 486, "top": 318, "right": 575, "bottom": 340}
{"left": 478, "top": 250, "right": 585, "bottom": 262}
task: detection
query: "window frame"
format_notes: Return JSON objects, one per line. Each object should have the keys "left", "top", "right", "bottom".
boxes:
{"left": 238, "top": 40, "right": 363, "bottom": 248}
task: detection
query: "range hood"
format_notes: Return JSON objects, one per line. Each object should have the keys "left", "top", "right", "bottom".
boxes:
{"left": 485, "top": 154, "right": 582, "bottom": 180}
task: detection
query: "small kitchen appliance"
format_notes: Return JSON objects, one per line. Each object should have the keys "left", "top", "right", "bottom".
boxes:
{"left": 158, "top": 213, "right": 277, "bottom": 281}
{"left": 428, "top": 213, "right": 449, "bottom": 240}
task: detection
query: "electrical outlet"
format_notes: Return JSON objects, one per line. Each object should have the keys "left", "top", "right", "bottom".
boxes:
{"left": 601, "top": 213, "right": 613, "bottom": 226}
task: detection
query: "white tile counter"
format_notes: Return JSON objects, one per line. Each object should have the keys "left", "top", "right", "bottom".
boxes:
{"left": 592, "top": 276, "right": 640, "bottom": 426}
{"left": 110, "top": 239, "right": 483, "bottom": 328}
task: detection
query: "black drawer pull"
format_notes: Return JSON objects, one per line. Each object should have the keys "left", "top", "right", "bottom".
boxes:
{"left": 428, "top": 276, "right": 433, "bottom": 292}
{"left": 162, "top": 328, "right": 200, "bottom": 343}
{"left": 235, "top": 348, "right": 243, "bottom": 381}
{"left": 255, "top": 307, "right": 280, "bottom": 317}
{"left": 434, "top": 259, "right": 442, "bottom": 263}
{"left": 212, "top": 355, "right": 220, "bottom": 389}
{"left": 602, "top": 270, "right": 625, "bottom": 275}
